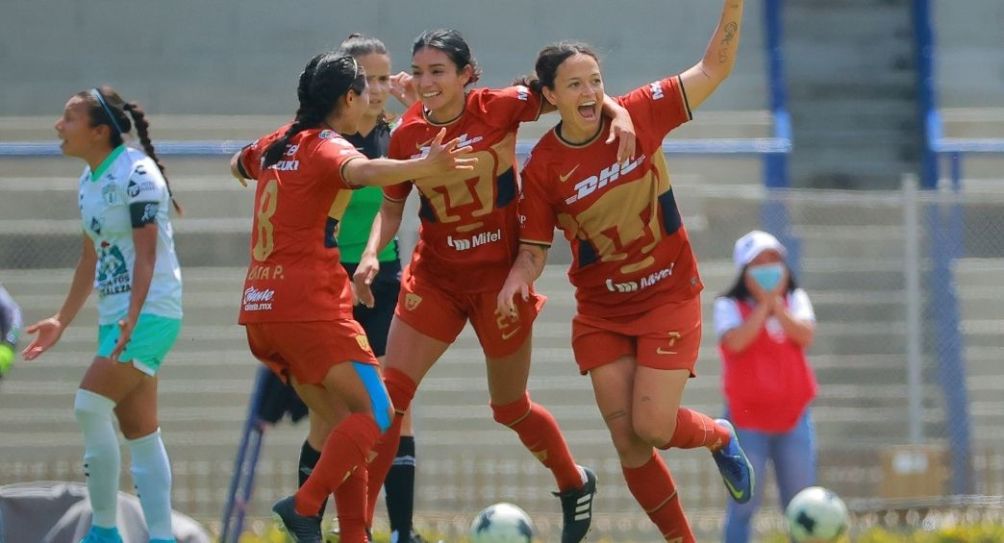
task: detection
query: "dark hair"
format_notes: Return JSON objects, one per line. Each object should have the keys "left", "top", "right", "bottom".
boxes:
{"left": 77, "top": 86, "right": 181, "bottom": 214}
{"left": 338, "top": 33, "right": 393, "bottom": 128}
{"left": 722, "top": 263, "right": 799, "bottom": 301}
{"left": 412, "top": 29, "right": 481, "bottom": 86}
{"left": 337, "top": 33, "right": 388, "bottom": 58}
{"left": 515, "top": 41, "right": 600, "bottom": 94}
{"left": 262, "top": 53, "right": 367, "bottom": 169}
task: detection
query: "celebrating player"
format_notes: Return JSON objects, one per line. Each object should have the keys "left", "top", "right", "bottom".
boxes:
{"left": 230, "top": 52, "right": 474, "bottom": 543}
{"left": 23, "top": 86, "right": 183, "bottom": 543}
{"left": 354, "top": 28, "right": 637, "bottom": 543}
{"left": 498, "top": 1, "right": 755, "bottom": 540}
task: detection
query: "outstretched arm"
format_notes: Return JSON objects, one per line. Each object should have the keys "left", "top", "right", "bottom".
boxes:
{"left": 679, "top": 0, "right": 744, "bottom": 110}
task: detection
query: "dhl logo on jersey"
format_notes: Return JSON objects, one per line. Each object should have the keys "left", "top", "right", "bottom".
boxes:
{"left": 564, "top": 155, "right": 646, "bottom": 205}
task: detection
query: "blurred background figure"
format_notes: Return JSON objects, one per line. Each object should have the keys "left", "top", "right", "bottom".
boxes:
{"left": 716, "top": 230, "right": 818, "bottom": 543}
{"left": 0, "top": 283, "right": 22, "bottom": 379}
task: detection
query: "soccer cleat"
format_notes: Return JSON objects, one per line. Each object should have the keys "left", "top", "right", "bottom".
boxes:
{"left": 79, "top": 525, "right": 124, "bottom": 543}
{"left": 554, "top": 465, "right": 597, "bottom": 543}
{"left": 712, "top": 419, "right": 755, "bottom": 504}
{"left": 272, "top": 495, "right": 323, "bottom": 543}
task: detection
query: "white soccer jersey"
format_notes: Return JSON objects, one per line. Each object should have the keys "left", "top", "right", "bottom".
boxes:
{"left": 78, "top": 145, "right": 183, "bottom": 324}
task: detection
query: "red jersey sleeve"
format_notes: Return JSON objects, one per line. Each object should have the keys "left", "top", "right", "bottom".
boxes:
{"left": 518, "top": 157, "right": 558, "bottom": 247}
{"left": 619, "top": 75, "right": 693, "bottom": 145}
{"left": 239, "top": 137, "right": 267, "bottom": 180}
{"left": 309, "top": 133, "right": 365, "bottom": 189}
{"left": 470, "top": 86, "right": 544, "bottom": 128}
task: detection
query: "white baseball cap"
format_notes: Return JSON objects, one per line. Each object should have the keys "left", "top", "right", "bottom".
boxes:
{"left": 733, "top": 230, "right": 787, "bottom": 271}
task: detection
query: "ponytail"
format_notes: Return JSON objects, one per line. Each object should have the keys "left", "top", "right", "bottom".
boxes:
{"left": 511, "top": 75, "right": 544, "bottom": 95}
{"left": 263, "top": 53, "right": 365, "bottom": 169}
{"left": 123, "top": 102, "right": 182, "bottom": 215}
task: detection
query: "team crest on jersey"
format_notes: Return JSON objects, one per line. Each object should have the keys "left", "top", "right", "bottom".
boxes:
{"left": 355, "top": 334, "right": 371, "bottom": 352}
{"left": 101, "top": 184, "right": 119, "bottom": 205}
{"left": 404, "top": 293, "right": 423, "bottom": 311}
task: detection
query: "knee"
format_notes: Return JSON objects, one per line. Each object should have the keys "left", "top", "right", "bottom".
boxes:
{"left": 491, "top": 392, "right": 531, "bottom": 427}
{"left": 632, "top": 414, "right": 677, "bottom": 448}
{"left": 73, "top": 389, "right": 115, "bottom": 422}
{"left": 606, "top": 420, "right": 651, "bottom": 465}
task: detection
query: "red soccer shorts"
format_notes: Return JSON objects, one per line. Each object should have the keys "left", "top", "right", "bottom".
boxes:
{"left": 571, "top": 295, "right": 702, "bottom": 375}
{"left": 245, "top": 320, "right": 378, "bottom": 385}
{"left": 393, "top": 271, "right": 544, "bottom": 358}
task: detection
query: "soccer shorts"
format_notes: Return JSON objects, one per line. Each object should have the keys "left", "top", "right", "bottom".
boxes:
{"left": 393, "top": 270, "right": 544, "bottom": 358}
{"left": 97, "top": 314, "right": 181, "bottom": 376}
{"left": 245, "top": 319, "right": 378, "bottom": 386}
{"left": 343, "top": 260, "right": 401, "bottom": 358}
{"left": 571, "top": 295, "right": 702, "bottom": 375}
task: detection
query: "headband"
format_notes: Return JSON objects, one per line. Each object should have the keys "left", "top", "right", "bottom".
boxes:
{"left": 89, "top": 88, "right": 125, "bottom": 136}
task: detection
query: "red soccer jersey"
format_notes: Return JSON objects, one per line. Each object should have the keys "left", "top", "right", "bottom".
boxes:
{"left": 386, "top": 86, "right": 543, "bottom": 293}
{"left": 237, "top": 126, "right": 365, "bottom": 323}
{"left": 519, "top": 76, "right": 703, "bottom": 318}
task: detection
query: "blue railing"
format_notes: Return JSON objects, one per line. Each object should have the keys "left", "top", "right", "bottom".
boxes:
{"left": 915, "top": 0, "right": 1004, "bottom": 497}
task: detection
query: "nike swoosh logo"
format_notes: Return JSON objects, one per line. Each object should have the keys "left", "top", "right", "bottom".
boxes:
{"left": 558, "top": 165, "right": 580, "bottom": 183}
{"left": 656, "top": 347, "right": 677, "bottom": 355}
{"left": 723, "top": 476, "right": 745, "bottom": 500}
{"left": 501, "top": 327, "right": 521, "bottom": 340}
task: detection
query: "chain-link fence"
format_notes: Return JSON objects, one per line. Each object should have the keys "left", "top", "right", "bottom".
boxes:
{"left": 2, "top": 156, "right": 1003, "bottom": 540}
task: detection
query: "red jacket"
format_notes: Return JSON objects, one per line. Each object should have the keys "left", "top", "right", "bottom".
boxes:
{"left": 719, "top": 299, "right": 817, "bottom": 433}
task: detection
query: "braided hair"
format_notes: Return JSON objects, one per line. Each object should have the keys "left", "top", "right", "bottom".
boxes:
{"left": 78, "top": 86, "right": 182, "bottom": 214}
{"left": 262, "top": 53, "right": 367, "bottom": 169}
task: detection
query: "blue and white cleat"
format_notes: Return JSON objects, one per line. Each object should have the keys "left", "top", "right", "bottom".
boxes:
{"left": 712, "top": 418, "right": 755, "bottom": 504}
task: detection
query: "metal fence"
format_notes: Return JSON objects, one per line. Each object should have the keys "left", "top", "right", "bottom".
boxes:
{"left": 2, "top": 158, "right": 1003, "bottom": 540}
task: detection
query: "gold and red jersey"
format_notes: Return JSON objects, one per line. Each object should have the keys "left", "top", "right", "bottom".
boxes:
{"left": 386, "top": 86, "right": 543, "bottom": 293}
{"left": 237, "top": 125, "right": 364, "bottom": 323}
{"left": 519, "top": 76, "right": 703, "bottom": 319}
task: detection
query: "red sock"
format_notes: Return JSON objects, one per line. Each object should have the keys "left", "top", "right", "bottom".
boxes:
{"left": 659, "top": 408, "right": 731, "bottom": 451}
{"left": 295, "top": 413, "right": 380, "bottom": 517}
{"left": 366, "top": 368, "right": 417, "bottom": 525}
{"left": 334, "top": 465, "right": 369, "bottom": 543}
{"left": 492, "top": 393, "right": 582, "bottom": 493}
{"left": 622, "top": 452, "right": 695, "bottom": 543}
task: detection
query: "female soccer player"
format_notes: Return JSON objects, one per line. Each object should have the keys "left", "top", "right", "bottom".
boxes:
{"left": 23, "top": 86, "right": 183, "bottom": 543}
{"left": 230, "top": 52, "right": 474, "bottom": 543}
{"left": 354, "top": 28, "right": 636, "bottom": 543}
{"left": 290, "top": 34, "right": 427, "bottom": 543}
{"left": 717, "top": 230, "right": 817, "bottom": 543}
{"left": 498, "top": 1, "right": 754, "bottom": 540}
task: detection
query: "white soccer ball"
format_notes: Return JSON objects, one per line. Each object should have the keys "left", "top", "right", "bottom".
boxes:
{"left": 469, "top": 502, "right": 535, "bottom": 543}
{"left": 785, "top": 486, "right": 850, "bottom": 542}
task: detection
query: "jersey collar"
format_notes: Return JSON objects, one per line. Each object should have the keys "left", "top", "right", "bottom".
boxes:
{"left": 90, "top": 145, "right": 126, "bottom": 182}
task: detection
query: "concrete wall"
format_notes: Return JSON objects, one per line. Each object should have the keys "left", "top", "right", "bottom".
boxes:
{"left": 934, "top": 0, "right": 1004, "bottom": 107}
{"left": 0, "top": 0, "right": 767, "bottom": 116}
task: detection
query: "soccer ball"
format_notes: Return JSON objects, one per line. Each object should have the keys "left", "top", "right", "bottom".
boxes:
{"left": 785, "top": 486, "right": 850, "bottom": 542}
{"left": 469, "top": 502, "right": 535, "bottom": 543}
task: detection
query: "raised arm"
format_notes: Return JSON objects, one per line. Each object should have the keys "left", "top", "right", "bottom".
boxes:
{"left": 344, "top": 128, "right": 475, "bottom": 187}
{"left": 679, "top": 0, "right": 744, "bottom": 110}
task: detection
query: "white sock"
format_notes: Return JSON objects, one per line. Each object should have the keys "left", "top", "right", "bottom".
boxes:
{"left": 128, "top": 428, "right": 174, "bottom": 540}
{"left": 73, "top": 389, "right": 120, "bottom": 529}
